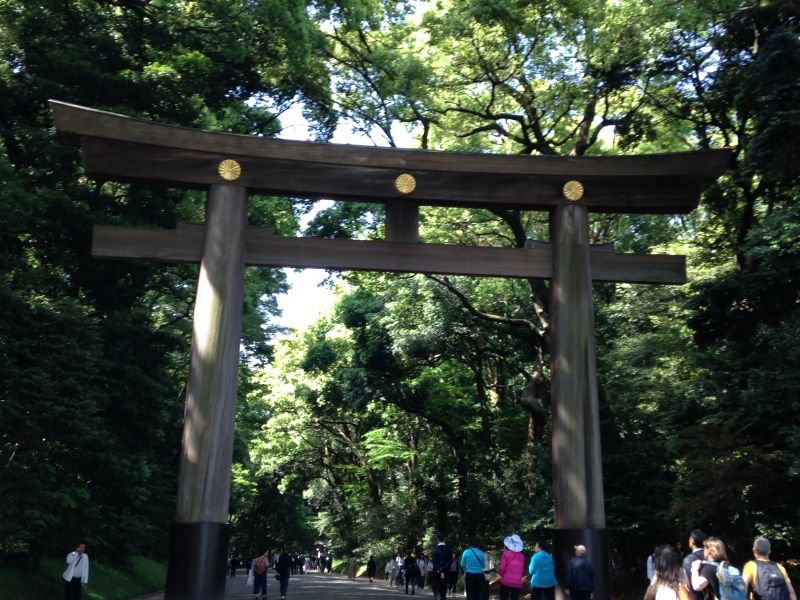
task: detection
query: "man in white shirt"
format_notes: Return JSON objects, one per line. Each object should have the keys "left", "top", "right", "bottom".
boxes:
{"left": 63, "top": 542, "right": 89, "bottom": 600}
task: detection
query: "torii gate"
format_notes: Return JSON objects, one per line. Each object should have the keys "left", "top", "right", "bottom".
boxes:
{"left": 51, "top": 101, "right": 729, "bottom": 600}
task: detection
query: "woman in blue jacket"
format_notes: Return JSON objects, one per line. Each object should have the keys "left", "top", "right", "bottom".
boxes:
{"left": 529, "top": 541, "right": 557, "bottom": 600}
{"left": 460, "top": 536, "right": 487, "bottom": 600}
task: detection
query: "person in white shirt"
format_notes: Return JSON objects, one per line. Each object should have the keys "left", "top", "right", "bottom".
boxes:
{"left": 63, "top": 542, "right": 89, "bottom": 600}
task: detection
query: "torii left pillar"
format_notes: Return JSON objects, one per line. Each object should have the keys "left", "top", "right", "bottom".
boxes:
{"left": 165, "top": 184, "right": 248, "bottom": 600}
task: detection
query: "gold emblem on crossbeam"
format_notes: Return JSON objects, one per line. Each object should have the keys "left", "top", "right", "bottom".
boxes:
{"left": 218, "top": 159, "right": 242, "bottom": 181}
{"left": 563, "top": 180, "right": 584, "bottom": 201}
{"left": 395, "top": 173, "right": 417, "bottom": 194}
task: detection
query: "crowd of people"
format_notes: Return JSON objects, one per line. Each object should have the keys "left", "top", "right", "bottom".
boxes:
{"left": 229, "top": 533, "right": 568, "bottom": 600}
{"left": 59, "top": 529, "right": 796, "bottom": 600}
{"left": 377, "top": 532, "right": 574, "bottom": 600}
{"left": 646, "top": 531, "right": 796, "bottom": 600}
{"left": 232, "top": 548, "right": 312, "bottom": 600}
{"left": 56, "top": 528, "right": 797, "bottom": 600}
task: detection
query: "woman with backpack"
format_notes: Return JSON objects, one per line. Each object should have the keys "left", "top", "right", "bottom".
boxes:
{"left": 691, "top": 537, "right": 728, "bottom": 599}
{"left": 644, "top": 545, "right": 692, "bottom": 600}
{"left": 251, "top": 551, "right": 270, "bottom": 600}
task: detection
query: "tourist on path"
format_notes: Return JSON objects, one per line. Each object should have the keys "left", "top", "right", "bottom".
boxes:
{"left": 431, "top": 533, "right": 454, "bottom": 600}
{"left": 417, "top": 554, "right": 428, "bottom": 590}
{"left": 276, "top": 549, "right": 292, "bottom": 600}
{"left": 690, "top": 537, "right": 728, "bottom": 600}
{"left": 386, "top": 557, "right": 395, "bottom": 582}
{"left": 404, "top": 551, "right": 419, "bottom": 595}
{"left": 498, "top": 534, "right": 525, "bottom": 600}
{"left": 251, "top": 550, "right": 270, "bottom": 600}
{"left": 63, "top": 542, "right": 89, "bottom": 600}
{"left": 529, "top": 540, "right": 556, "bottom": 600}
{"left": 367, "top": 555, "right": 377, "bottom": 583}
{"left": 566, "top": 544, "right": 594, "bottom": 600}
{"left": 348, "top": 555, "right": 358, "bottom": 581}
{"left": 461, "top": 536, "right": 487, "bottom": 600}
{"left": 448, "top": 553, "right": 459, "bottom": 597}
{"left": 644, "top": 545, "right": 692, "bottom": 600}
{"left": 682, "top": 530, "right": 707, "bottom": 600}
{"left": 742, "top": 536, "right": 797, "bottom": 600}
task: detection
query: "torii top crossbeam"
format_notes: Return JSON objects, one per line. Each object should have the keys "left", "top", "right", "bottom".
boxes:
{"left": 51, "top": 100, "right": 729, "bottom": 214}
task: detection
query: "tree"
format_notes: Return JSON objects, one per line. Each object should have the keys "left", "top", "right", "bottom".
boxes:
{"left": 0, "top": 0, "right": 330, "bottom": 563}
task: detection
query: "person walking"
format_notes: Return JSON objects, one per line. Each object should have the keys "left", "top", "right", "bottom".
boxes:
{"left": 742, "top": 536, "right": 797, "bottom": 600}
{"left": 404, "top": 551, "right": 419, "bottom": 595}
{"left": 276, "top": 548, "right": 292, "bottom": 600}
{"left": 448, "top": 553, "right": 459, "bottom": 597}
{"left": 62, "top": 542, "right": 89, "bottom": 600}
{"left": 367, "top": 555, "right": 377, "bottom": 583}
{"left": 417, "top": 554, "right": 428, "bottom": 590}
{"left": 566, "top": 545, "right": 594, "bottom": 600}
{"left": 252, "top": 550, "right": 270, "bottom": 600}
{"left": 461, "top": 536, "right": 487, "bottom": 600}
{"left": 529, "top": 541, "right": 557, "bottom": 600}
{"left": 386, "top": 557, "right": 395, "bottom": 582}
{"left": 690, "top": 537, "right": 727, "bottom": 600}
{"left": 348, "top": 555, "right": 358, "bottom": 581}
{"left": 644, "top": 545, "right": 692, "bottom": 600}
{"left": 682, "top": 530, "right": 707, "bottom": 600}
{"left": 431, "top": 533, "right": 454, "bottom": 600}
{"left": 498, "top": 534, "right": 525, "bottom": 600}
{"left": 230, "top": 555, "right": 240, "bottom": 578}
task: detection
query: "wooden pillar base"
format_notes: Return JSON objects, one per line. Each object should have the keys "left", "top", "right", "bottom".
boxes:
{"left": 165, "top": 522, "right": 229, "bottom": 600}
{"left": 553, "top": 528, "right": 611, "bottom": 600}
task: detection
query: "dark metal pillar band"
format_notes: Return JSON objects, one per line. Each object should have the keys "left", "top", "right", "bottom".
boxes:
{"left": 165, "top": 522, "right": 230, "bottom": 600}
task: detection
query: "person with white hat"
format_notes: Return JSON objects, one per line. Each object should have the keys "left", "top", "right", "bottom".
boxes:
{"left": 498, "top": 534, "right": 526, "bottom": 600}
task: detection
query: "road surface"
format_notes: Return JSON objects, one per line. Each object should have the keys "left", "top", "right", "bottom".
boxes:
{"left": 132, "top": 571, "right": 452, "bottom": 600}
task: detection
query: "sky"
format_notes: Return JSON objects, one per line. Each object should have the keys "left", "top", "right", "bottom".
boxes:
{"left": 271, "top": 107, "right": 417, "bottom": 335}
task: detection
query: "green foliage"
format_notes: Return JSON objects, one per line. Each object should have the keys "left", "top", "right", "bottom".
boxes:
{"left": 0, "top": 555, "right": 166, "bottom": 600}
{"left": 0, "top": 0, "right": 324, "bottom": 567}
{"left": 2, "top": 1, "right": 799, "bottom": 596}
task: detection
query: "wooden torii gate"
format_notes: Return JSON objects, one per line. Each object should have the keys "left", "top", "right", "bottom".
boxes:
{"left": 51, "top": 101, "right": 729, "bottom": 600}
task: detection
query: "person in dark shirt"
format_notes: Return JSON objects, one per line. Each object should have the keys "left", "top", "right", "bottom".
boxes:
{"left": 404, "top": 551, "right": 420, "bottom": 594}
{"left": 690, "top": 537, "right": 727, "bottom": 600}
{"left": 431, "top": 533, "right": 454, "bottom": 600}
{"left": 682, "top": 530, "right": 707, "bottom": 600}
{"left": 276, "top": 549, "right": 292, "bottom": 600}
{"left": 567, "top": 545, "right": 594, "bottom": 600}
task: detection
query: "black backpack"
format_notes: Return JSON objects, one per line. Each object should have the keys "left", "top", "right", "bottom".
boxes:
{"left": 754, "top": 561, "right": 789, "bottom": 600}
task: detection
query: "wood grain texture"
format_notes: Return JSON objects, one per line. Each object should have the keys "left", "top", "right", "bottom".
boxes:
{"left": 385, "top": 200, "right": 419, "bottom": 242}
{"left": 92, "top": 224, "right": 686, "bottom": 283}
{"left": 550, "top": 204, "right": 606, "bottom": 530}
{"left": 175, "top": 185, "right": 247, "bottom": 524}
{"left": 52, "top": 101, "right": 731, "bottom": 214}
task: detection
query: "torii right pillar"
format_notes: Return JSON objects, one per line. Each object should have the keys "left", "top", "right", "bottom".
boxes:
{"left": 550, "top": 201, "right": 610, "bottom": 599}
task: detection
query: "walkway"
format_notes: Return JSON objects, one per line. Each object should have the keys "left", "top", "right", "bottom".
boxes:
{"left": 132, "top": 571, "right": 448, "bottom": 600}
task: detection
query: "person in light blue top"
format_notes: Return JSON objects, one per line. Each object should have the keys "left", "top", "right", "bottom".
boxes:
{"left": 460, "top": 535, "right": 487, "bottom": 600}
{"left": 529, "top": 540, "right": 557, "bottom": 600}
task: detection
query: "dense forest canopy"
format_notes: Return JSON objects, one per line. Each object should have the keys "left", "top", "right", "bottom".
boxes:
{"left": 1, "top": 0, "right": 799, "bottom": 596}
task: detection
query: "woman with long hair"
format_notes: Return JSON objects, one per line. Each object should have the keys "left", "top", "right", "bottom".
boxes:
{"left": 644, "top": 545, "right": 692, "bottom": 600}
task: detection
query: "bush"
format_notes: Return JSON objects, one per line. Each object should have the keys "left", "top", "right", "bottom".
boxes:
{"left": 0, "top": 555, "right": 166, "bottom": 600}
